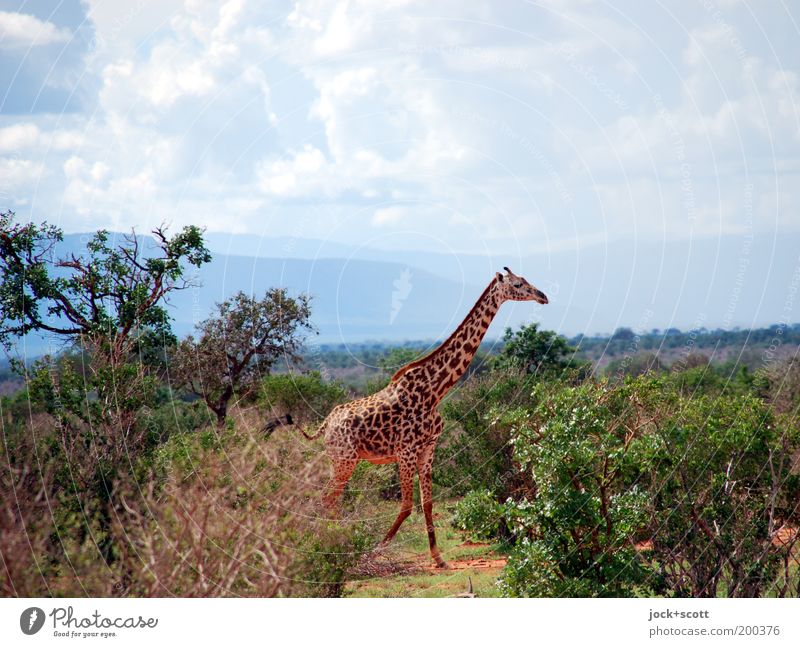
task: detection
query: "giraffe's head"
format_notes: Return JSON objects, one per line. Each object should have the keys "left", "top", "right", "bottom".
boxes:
{"left": 495, "top": 267, "right": 549, "bottom": 304}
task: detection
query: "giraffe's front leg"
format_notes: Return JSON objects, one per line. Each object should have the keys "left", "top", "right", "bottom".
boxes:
{"left": 418, "top": 445, "right": 447, "bottom": 568}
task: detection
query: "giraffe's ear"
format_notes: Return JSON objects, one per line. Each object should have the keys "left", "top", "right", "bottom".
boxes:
{"left": 496, "top": 272, "right": 504, "bottom": 282}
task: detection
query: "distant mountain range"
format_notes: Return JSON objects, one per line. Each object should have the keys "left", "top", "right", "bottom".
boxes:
{"left": 10, "top": 230, "right": 800, "bottom": 355}
{"left": 198, "top": 230, "right": 800, "bottom": 339}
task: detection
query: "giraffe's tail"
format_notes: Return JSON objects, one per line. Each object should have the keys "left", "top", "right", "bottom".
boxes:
{"left": 263, "top": 413, "right": 294, "bottom": 438}
{"left": 298, "top": 422, "right": 325, "bottom": 441}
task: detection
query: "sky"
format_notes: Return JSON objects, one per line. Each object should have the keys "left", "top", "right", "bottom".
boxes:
{"left": 0, "top": 0, "right": 798, "bottom": 258}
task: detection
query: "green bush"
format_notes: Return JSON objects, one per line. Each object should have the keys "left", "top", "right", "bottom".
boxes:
{"left": 292, "top": 519, "right": 380, "bottom": 597}
{"left": 436, "top": 371, "right": 538, "bottom": 498}
{"left": 140, "top": 399, "right": 213, "bottom": 449}
{"left": 495, "top": 376, "right": 800, "bottom": 597}
{"left": 494, "top": 323, "right": 588, "bottom": 377}
{"left": 647, "top": 390, "right": 798, "bottom": 597}
{"left": 451, "top": 489, "right": 505, "bottom": 541}
{"left": 498, "top": 379, "right": 660, "bottom": 596}
{"left": 259, "top": 371, "right": 348, "bottom": 423}
{"left": 348, "top": 461, "right": 401, "bottom": 503}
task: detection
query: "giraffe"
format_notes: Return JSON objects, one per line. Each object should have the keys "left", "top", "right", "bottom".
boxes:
{"left": 299, "top": 267, "right": 548, "bottom": 567}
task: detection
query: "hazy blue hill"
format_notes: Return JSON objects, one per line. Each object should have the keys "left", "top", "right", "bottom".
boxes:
{"left": 11, "top": 230, "right": 799, "bottom": 355}
{"left": 203, "top": 230, "right": 800, "bottom": 337}
{"left": 171, "top": 254, "right": 484, "bottom": 342}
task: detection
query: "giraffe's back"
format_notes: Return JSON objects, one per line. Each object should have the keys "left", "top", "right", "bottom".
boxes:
{"left": 321, "top": 381, "right": 434, "bottom": 462}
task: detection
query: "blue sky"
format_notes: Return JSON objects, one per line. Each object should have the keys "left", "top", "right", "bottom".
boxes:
{"left": 1, "top": 0, "right": 798, "bottom": 257}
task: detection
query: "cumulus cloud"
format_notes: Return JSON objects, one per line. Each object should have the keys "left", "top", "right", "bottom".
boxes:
{"left": 0, "top": 10, "right": 71, "bottom": 49}
{"left": 1, "top": 0, "right": 798, "bottom": 252}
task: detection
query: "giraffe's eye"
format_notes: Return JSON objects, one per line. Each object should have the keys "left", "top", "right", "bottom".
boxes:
{"left": 513, "top": 282, "right": 523, "bottom": 288}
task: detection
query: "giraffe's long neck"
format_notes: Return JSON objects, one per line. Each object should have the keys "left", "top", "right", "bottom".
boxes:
{"left": 392, "top": 278, "right": 503, "bottom": 403}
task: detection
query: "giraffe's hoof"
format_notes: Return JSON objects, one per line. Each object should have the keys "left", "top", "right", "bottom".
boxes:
{"left": 435, "top": 559, "right": 450, "bottom": 569}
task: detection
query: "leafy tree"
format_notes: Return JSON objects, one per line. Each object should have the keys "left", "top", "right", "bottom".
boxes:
{"left": 437, "top": 371, "right": 537, "bottom": 500}
{"left": 376, "top": 346, "right": 424, "bottom": 372}
{"left": 495, "top": 323, "right": 585, "bottom": 376}
{"left": 170, "top": 289, "right": 313, "bottom": 427}
{"left": 612, "top": 327, "right": 636, "bottom": 342}
{"left": 0, "top": 211, "right": 211, "bottom": 463}
{"left": 259, "top": 371, "right": 348, "bottom": 424}
{"left": 605, "top": 351, "right": 665, "bottom": 380}
{"left": 0, "top": 212, "right": 209, "bottom": 356}
{"left": 499, "top": 379, "right": 661, "bottom": 597}
{"left": 494, "top": 376, "right": 800, "bottom": 597}
{"left": 647, "top": 390, "right": 799, "bottom": 597}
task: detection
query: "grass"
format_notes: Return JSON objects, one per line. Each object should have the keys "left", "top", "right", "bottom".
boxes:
{"left": 343, "top": 499, "right": 507, "bottom": 598}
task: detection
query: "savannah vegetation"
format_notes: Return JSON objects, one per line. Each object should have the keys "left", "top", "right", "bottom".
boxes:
{"left": 1, "top": 211, "right": 799, "bottom": 597}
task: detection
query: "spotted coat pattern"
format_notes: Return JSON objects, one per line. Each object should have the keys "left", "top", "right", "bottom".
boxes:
{"left": 316, "top": 268, "right": 548, "bottom": 567}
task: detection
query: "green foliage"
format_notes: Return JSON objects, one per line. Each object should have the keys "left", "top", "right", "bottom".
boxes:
{"left": 437, "top": 371, "right": 537, "bottom": 498}
{"left": 259, "top": 371, "right": 348, "bottom": 423}
{"left": 493, "top": 375, "right": 800, "bottom": 597}
{"left": 452, "top": 489, "right": 505, "bottom": 541}
{"left": 499, "top": 379, "right": 660, "bottom": 596}
{"left": 495, "top": 323, "right": 586, "bottom": 376}
{"left": 139, "top": 399, "right": 213, "bottom": 450}
{"left": 349, "top": 461, "right": 401, "bottom": 503}
{"left": 293, "top": 520, "right": 380, "bottom": 597}
{"left": 646, "top": 391, "right": 796, "bottom": 597}
{"left": 572, "top": 324, "right": 800, "bottom": 368}
{"left": 170, "top": 289, "right": 313, "bottom": 426}
{"left": 0, "top": 212, "right": 210, "bottom": 351}
{"left": 377, "top": 346, "right": 426, "bottom": 374}
{"left": 0, "top": 213, "right": 211, "bottom": 466}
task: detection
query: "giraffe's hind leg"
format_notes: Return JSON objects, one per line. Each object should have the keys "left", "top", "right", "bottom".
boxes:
{"left": 418, "top": 446, "right": 447, "bottom": 568}
{"left": 322, "top": 458, "right": 358, "bottom": 516}
{"left": 379, "top": 455, "right": 415, "bottom": 545}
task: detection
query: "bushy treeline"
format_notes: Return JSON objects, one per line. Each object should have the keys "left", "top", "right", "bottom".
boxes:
{"left": 2, "top": 212, "right": 799, "bottom": 598}
{"left": 299, "top": 324, "right": 800, "bottom": 387}
{"left": 0, "top": 392, "right": 379, "bottom": 597}
{"left": 0, "top": 214, "right": 379, "bottom": 597}
{"left": 444, "top": 344, "right": 800, "bottom": 597}
{"left": 572, "top": 324, "right": 800, "bottom": 367}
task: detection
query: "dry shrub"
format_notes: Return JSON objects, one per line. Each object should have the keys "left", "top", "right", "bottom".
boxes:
{"left": 111, "top": 430, "right": 379, "bottom": 597}
{"left": 0, "top": 458, "right": 55, "bottom": 596}
{"left": 1, "top": 422, "right": 123, "bottom": 597}
{"left": 762, "top": 357, "right": 800, "bottom": 415}
{"left": 2, "top": 418, "right": 381, "bottom": 597}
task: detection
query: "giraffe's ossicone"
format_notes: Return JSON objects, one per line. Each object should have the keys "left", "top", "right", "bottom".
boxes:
{"left": 302, "top": 267, "right": 548, "bottom": 568}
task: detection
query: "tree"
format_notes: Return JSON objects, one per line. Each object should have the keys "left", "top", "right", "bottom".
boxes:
{"left": 170, "top": 289, "right": 313, "bottom": 427}
{"left": 377, "top": 346, "right": 426, "bottom": 374}
{"left": 1, "top": 212, "right": 209, "bottom": 354}
{"left": 495, "top": 376, "right": 800, "bottom": 597}
{"left": 495, "top": 323, "right": 584, "bottom": 376}
{"left": 0, "top": 211, "right": 211, "bottom": 464}
{"left": 499, "top": 380, "right": 660, "bottom": 597}
{"left": 606, "top": 351, "right": 665, "bottom": 380}
{"left": 259, "top": 371, "right": 347, "bottom": 425}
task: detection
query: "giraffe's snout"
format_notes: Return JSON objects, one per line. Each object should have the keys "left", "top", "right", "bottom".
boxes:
{"left": 534, "top": 289, "right": 548, "bottom": 304}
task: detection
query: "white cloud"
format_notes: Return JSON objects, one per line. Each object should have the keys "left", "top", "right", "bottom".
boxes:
{"left": 2, "top": 0, "right": 798, "bottom": 253}
{"left": 0, "top": 11, "right": 71, "bottom": 49}
{"left": 0, "top": 123, "right": 40, "bottom": 152}
{"left": 372, "top": 206, "right": 406, "bottom": 226}
{"left": 0, "top": 157, "right": 44, "bottom": 187}
{"left": 257, "top": 145, "right": 328, "bottom": 196}
{"left": 0, "top": 123, "right": 85, "bottom": 154}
